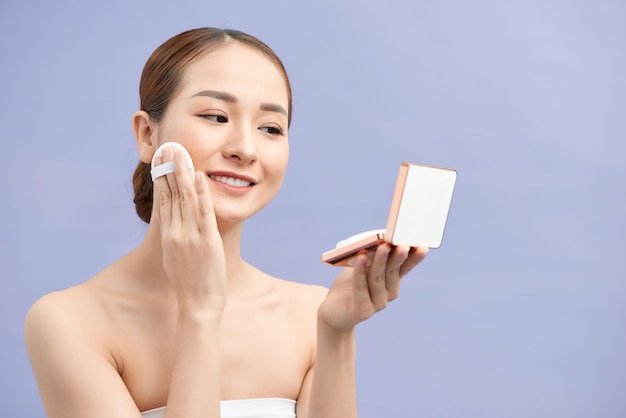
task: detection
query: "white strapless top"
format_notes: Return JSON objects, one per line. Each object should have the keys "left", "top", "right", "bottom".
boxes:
{"left": 141, "top": 398, "right": 296, "bottom": 418}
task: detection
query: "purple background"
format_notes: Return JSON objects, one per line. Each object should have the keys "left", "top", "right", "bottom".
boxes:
{"left": 1, "top": 1, "right": 625, "bottom": 417}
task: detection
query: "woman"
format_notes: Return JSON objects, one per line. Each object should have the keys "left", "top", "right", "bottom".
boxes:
{"left": 25, "top": 28, "right": 427, "bottom": 418}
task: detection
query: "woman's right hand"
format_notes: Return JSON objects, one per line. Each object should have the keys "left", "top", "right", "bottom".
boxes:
{"left": 153, "top": 147, "right": 227, "bottom": 312}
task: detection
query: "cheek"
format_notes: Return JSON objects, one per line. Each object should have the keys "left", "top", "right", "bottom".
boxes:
{"left": 266, "top": 143, "right": 289, "bottom": 176}
{"left": 155, "top": 119, "right": 188, "bottom": 147}
{"left": 157, "top": 120, "right": 214, "bottom": 163}
{"left": 155, "top": 108, "right": 203, "bottom": 140}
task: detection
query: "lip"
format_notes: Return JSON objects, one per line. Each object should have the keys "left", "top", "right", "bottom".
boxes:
{"left": 208, "top": 171, "right": 257, "bottom": 184}
{"left": 207, "top": 171, "right": 257, "bottom": 195}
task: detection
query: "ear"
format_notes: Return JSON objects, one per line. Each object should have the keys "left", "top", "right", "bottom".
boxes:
{"left": 133, "top": 110, "right": 158, "bottom": 164}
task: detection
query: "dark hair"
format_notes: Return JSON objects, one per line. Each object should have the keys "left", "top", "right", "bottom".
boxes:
{"left": 132, "top": 28, "right": 292, "bottom": 223}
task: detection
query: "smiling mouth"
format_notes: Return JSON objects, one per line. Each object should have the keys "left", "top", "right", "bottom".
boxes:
{"left": 209, "top": 175, "right": 254, "bottom": 187}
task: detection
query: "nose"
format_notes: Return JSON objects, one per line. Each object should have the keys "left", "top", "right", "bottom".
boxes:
{"left": 221, "top": 122, "right": 257, "bottom": 165}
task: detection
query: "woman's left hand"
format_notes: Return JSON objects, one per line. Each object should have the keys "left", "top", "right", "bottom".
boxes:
{"left": 318, "top": 244, "right": 428, "bottom": 333}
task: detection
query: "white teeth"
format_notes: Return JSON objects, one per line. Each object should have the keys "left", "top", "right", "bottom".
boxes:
{"left": 210, "top": 175, "right": 252, "bottom": 187}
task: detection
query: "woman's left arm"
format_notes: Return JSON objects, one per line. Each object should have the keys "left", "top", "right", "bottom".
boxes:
{"left": 298, "top": 244, "right": 428, "bottom": 418}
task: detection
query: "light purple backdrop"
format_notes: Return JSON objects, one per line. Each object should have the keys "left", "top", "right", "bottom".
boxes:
{"left": 1, "top": 1, "right": 624, "bottom": 417}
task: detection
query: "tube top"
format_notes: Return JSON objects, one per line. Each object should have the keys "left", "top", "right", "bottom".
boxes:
{"left": 141, "top": 398, "right": 296, "bottom": 418}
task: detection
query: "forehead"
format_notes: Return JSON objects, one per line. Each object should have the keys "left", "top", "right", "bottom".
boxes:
{"left": 177, "top": 42, "right": 289, "bottom": 105}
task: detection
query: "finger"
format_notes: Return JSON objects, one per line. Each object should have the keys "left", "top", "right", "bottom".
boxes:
{"left": 351, "top": 253, "right": 369, "bottom": 292}
{"left": 195, "top": 172, "right": 218, "bottom": 235}
{"left": 162, "top": 148, "right": 182, "bottom": 226}
{"left": 366, "top": 243, "right": 391, "bottom": 311}
{"left": 399, "top": 246, "right": 429, "bottom": 277}
{"left": 172, "top": 149, "right": 199, "bottom": 233}
{"left": 351, "top": 253, "right": 374, "bottom": 313}
{"left": 153, "top": 155, "right": 173, "bottom": 227}
{"left": 385, "top": 245, "right": 410, "bottom": 301}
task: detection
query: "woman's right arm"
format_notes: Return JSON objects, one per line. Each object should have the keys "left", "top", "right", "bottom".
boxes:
{"left": 26, "top": 149, "right": 226, "bottom": 418}
{"left": 25, "top": 285, "right": 223, "bottom": 418}
{"left": 153, "top": 149, "right": 226, "bottom": 418}
{"left": 25, "top": 292, "right": 143, "bottom": 418}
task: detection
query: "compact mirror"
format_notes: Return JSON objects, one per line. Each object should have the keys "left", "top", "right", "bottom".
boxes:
{"left": 321, "top": 162, "right": 457, "bottom": 266}
{"left": 385, "top": 163, "right": 457, "bottom": 248}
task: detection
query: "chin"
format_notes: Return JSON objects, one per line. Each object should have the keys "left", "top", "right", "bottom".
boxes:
{"left": 213, "top": 186, "right": 280, "bottom": 221}
{"left": 213, "top": 202, "right": 268, "bottom": 226}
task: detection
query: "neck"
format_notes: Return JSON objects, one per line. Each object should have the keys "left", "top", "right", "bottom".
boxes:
{"left": 131, "top": 215, "right": 252, "bottom": 295}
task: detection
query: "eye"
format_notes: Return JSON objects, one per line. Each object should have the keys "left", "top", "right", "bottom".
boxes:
{"left": 259, "top": 125, "right": 285, "bottom": 136}
{"left": 201, "top": 114, "right": 228, "bottom": 123}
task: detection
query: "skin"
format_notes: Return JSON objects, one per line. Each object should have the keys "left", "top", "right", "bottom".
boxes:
{"left": 24, "top": 41, "right": 428, "bottom": 418}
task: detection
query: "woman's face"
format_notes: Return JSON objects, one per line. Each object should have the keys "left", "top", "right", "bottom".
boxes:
{"left": 150, "top": 42, "right": 290, "bottom": 224}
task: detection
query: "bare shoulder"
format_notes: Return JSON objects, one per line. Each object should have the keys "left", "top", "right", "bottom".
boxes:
{"left": 24, "top": 284, "right": 140, "bottom": 417}
{"left": 271, "top": 277, "right": 328, "bottom": 312}
{"left": 25, "top": 291, "right": 77, "bottom": 368}
{"left": 25, "top": 285, "right": 103, "bottom": 354}
{"left": 24, "top": 277, "right": 118, "bottom": 367}
{"left": 25, "top": 288, "right": 80, "bottom": 335}
{"left": 26, "top": 282, "right": 100, "bottom": 323}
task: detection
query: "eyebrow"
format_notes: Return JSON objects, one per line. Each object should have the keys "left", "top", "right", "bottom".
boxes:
{"left": 190, "top": 90, "right": 288, "bottom": 117}
{"left": 260, "top": 103, "right": 288, "bottom": 117}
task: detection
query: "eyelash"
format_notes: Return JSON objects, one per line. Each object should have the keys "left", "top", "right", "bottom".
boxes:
{"left": 260, "top": 125, "right": 284, "bottom": 136}
{"left": 201, "top": 114, "right": 228, "bottom": 123}
{"left": 199, "top": 114, "right": 284, "bottom": 136}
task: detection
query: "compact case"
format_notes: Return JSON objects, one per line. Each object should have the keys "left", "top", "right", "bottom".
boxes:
{"left": 321, "top": 162, "right": 457, "bottom": 266}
